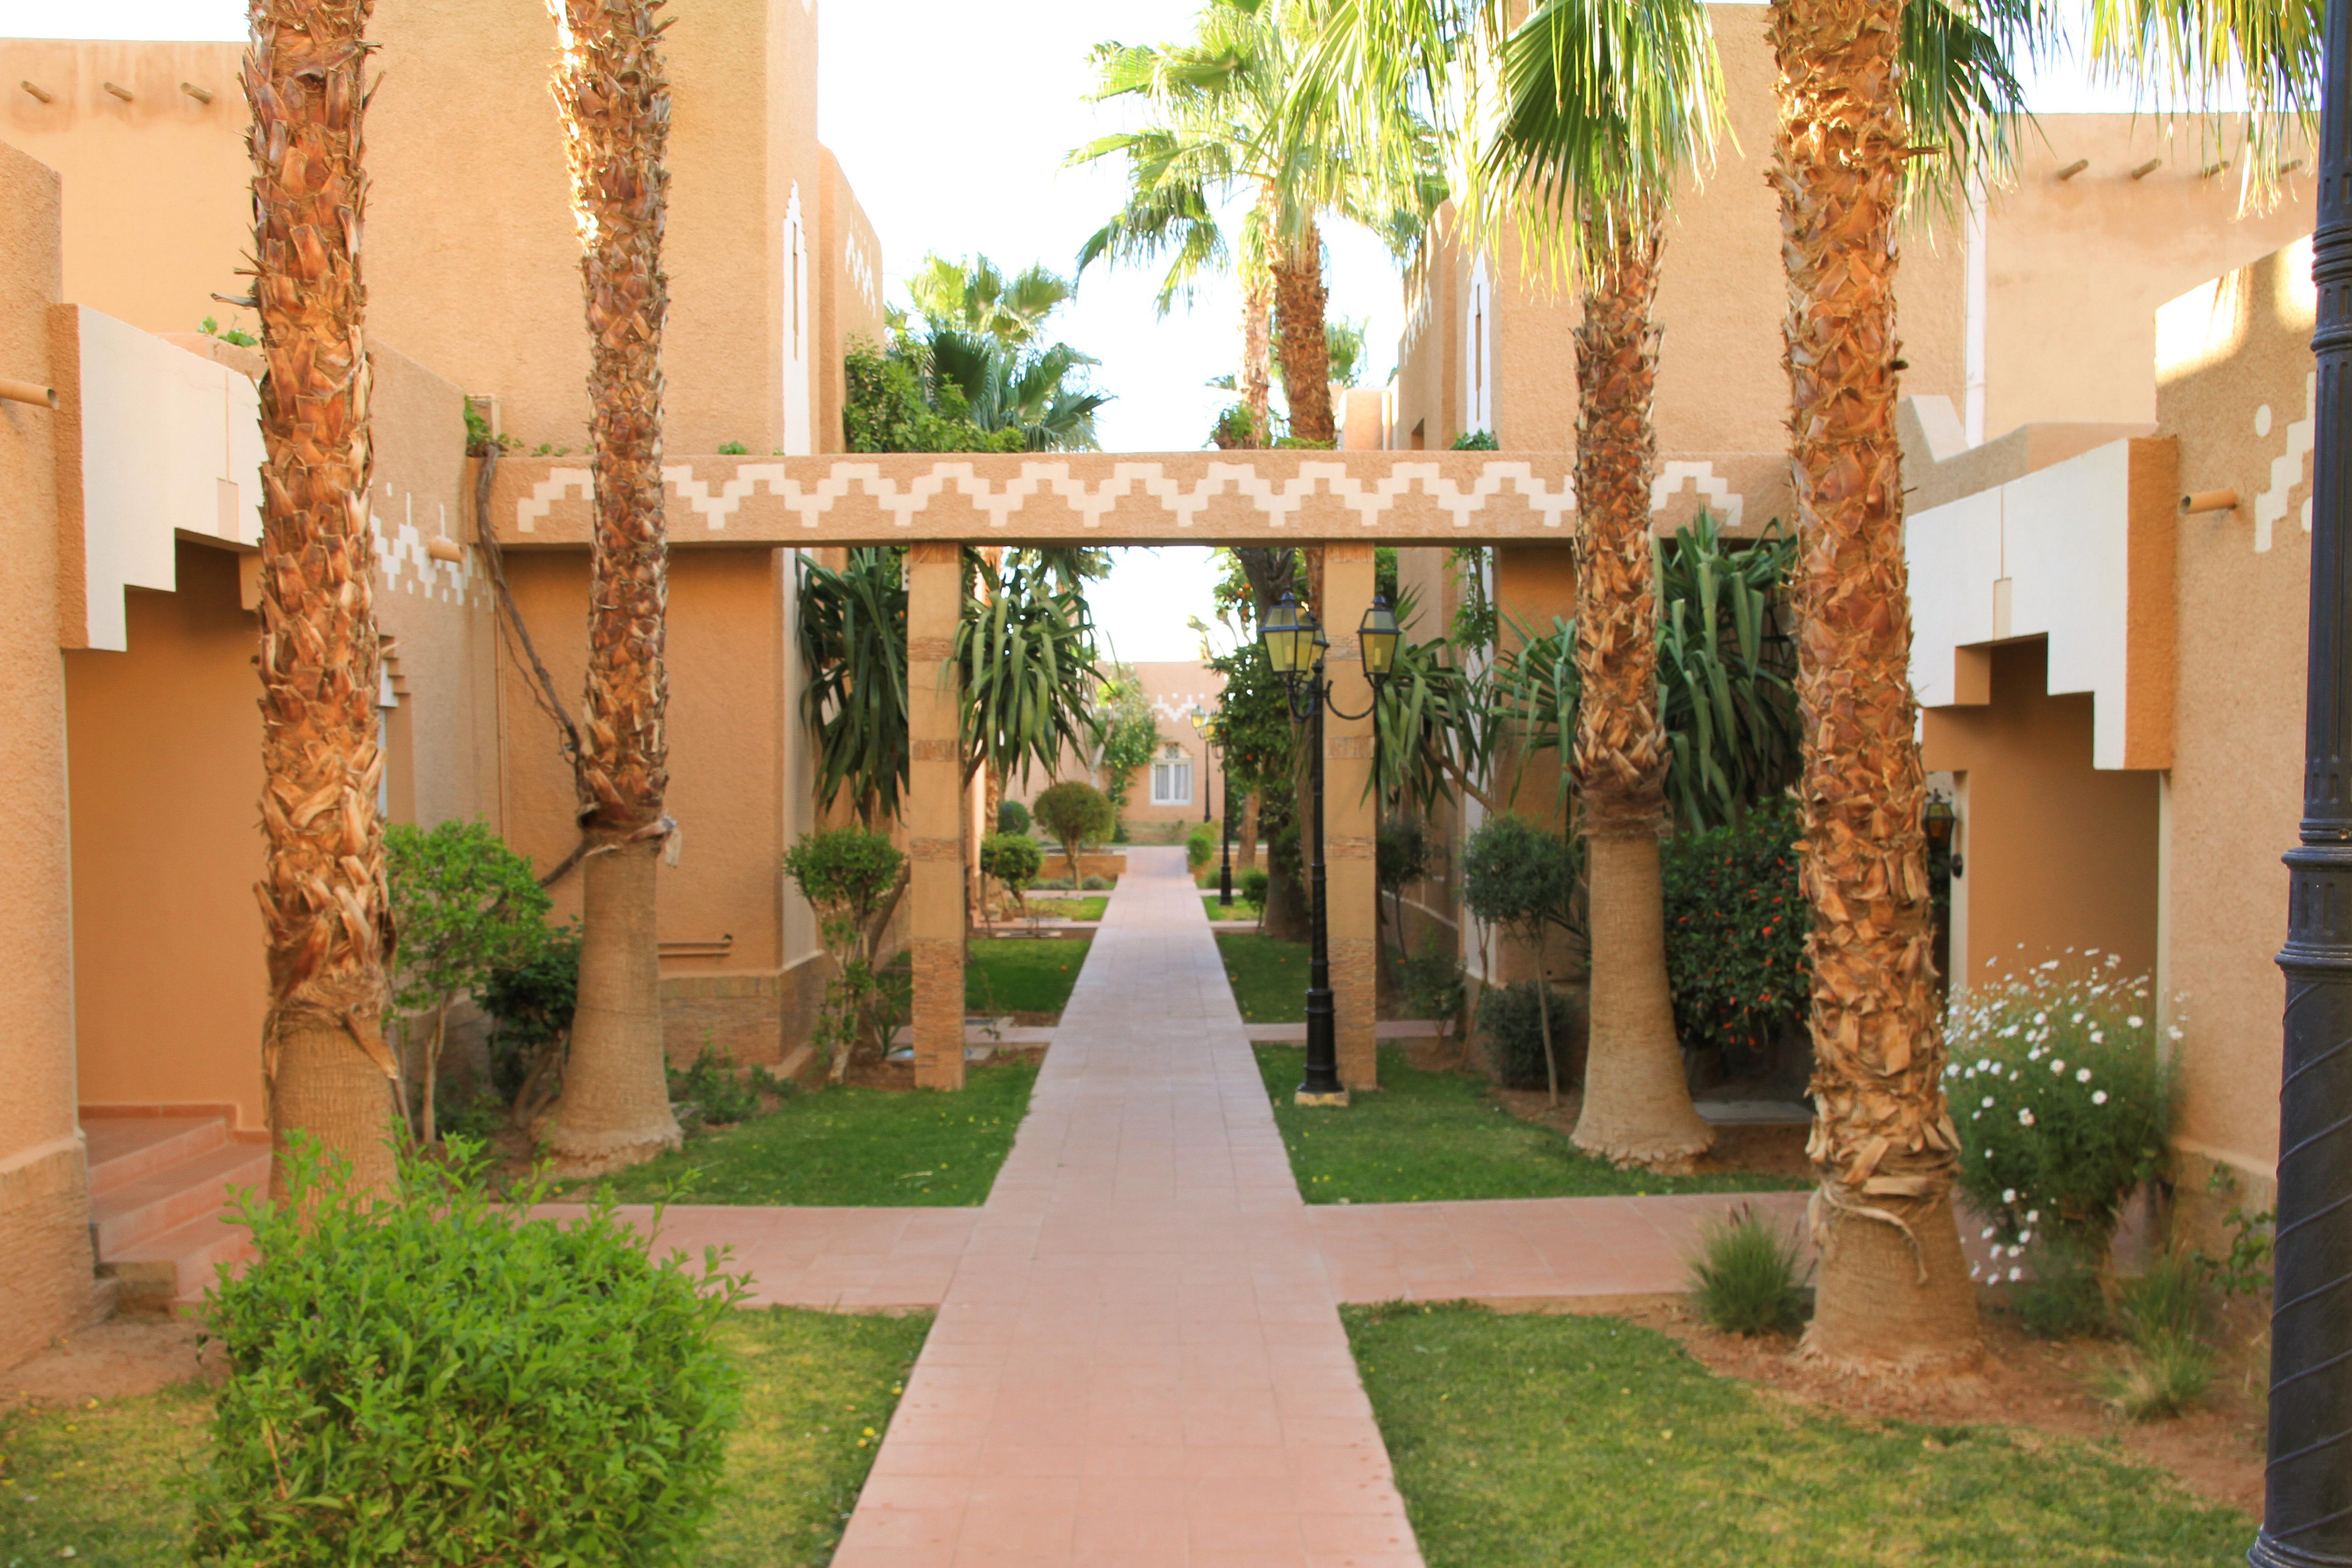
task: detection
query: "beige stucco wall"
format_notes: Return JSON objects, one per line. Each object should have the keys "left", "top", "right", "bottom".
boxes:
{"left": 0, "top": 3, "right": 876, "bottom": 461}
{"left": 0, "top": 139, "right": 97, "bottom": 1371}
{"left": 1005, "top": 661, "right": 1229, "bottom": 835}
{"left": 2154, "top": 240, "right": 2315, "bottom": 1178}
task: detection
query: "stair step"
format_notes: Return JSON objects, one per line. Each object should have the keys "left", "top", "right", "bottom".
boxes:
{"left": 83, "top": 1115, "right": 229, "bottom": 1198}
{"left": 101, "top": 1211, "right": 255, "bottom": 1313}
{"left": 89, "top": 1142, "right": 269, "bottom": 1258}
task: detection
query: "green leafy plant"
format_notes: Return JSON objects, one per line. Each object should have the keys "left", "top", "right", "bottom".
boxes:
{"left": 1186, "top": 820, "right": 1217, "bottom": 870}
{"left": 1033, "top": 780, "right": 1115, "bottom": 882}
{"left": 979, "top": 831, "right": 1044, "bottom": 930}
{"left": 782, "top": 827, "right": 909, "bottom": 1082}
{"left": 1376, "top": 815, "right": 1434, "bottom": 981}
{"left": 715, "top": 440, "right": 749, "bottom": 455}
{"left": 480, "top": 922, "right": 581, "bottom": 1130}
{"left": 668, "top": 1044, "right": 766, "bottom": 1129}
{"left": 385, "top": 819, "right": 552, "bottom": 1145}
{"left": 1476, "top": 979, "right": 1584, "bottom": 1093}
{"left": 2195, "top": 1166, "right": 2277, "bottom": 1301}
{"left": 1687, "top": 1204, "right": 1810, "bottom": 1337}
{"left": 1948, "top": 956, "right": 2176, "bottom": 1285}
{"left": 1462, "top": 814, "right": 1585, "bottom": 1102}
{"left": 2096, "top": 1330, "right": 2217, "bottom": 1422}
{"left": 2011, "top": 1241, "right": 2110, "bottom": 1339}
{"left": 1396, "top": 942, "right": 1467, "bottom": 1049}
{"left": 1092, "top": 668, "right": 1161, "bottom": 823}
{"left": 188, "top": 1137, "right": 748, "bottom": 1565}
{"left": 1242, "top": 867, "right": 1272, "bottom": 929}
{"left": 844, "top": 340, "right": 1028, "bottom": 455}
{"left": 1659, "top": 804, "right": 1809, "bottom": 1078}
{"left": 198, "top": 313, "right": 258, "bottom": 348}
{"left": 2115, "top": 1252, "right": 2211, "bottom": 1345}
{"left": 996, "top": 798, "right": 1032, "bottom": 837}
{"left": 1449, "top": 428, "right": 1498, "bottom": 450}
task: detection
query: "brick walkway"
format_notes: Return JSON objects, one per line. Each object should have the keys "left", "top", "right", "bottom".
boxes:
{"left": 833, "top": 846, "right": 1422, "bottom": 1568}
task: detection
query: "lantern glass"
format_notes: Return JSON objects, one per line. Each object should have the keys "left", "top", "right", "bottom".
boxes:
{"left": 1261, "top": 594, "right": 1304, "bottom": 674}
{"left": 1303, "top": 610, "right": 1328, "bottom": 671}
{"left": 1923, "top": 795, "right": 1957, "bottom": 851}
{"left": 1359, "top": 596, "right": 1401, "bottom": 680}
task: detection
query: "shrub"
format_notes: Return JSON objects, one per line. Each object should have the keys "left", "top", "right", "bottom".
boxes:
{"left": 1948, "top": 956, "right": 2175, "bottom": 1281}
{"left": 668, "top": 1044, "right": 765, "bottom": 1129}
{"left": 2012, "top": 1243, "right": 2109, "bottom": 1339}
{"left": 979, "top": 832, "right": 1043, "bottom": 926}
{"left": 1186, "top": 820, "right": 1216, "bottom": 870}
{"left": 1241, "top": 867, "right": 1272, "bottom": 909}
{"left": 2097, "top": 1331, "right": 2216, "bottom": 1422}
{"left": 1033, "top": 780, "right": 1115, "bottom": 879}
{"left": 996, "top": 798, "right": 1031, "bottom": 837}
{"left": 385, "top": 819, "right": 552, "bottom": 1145}
{"left": 2115, "top": 1252, "right": 2212, "bottom": 1345}
{"left": 783, "top": 827, "right": 909, "bottom": 1079}
{"left": 1396, "top": 944, "right": 1467, "bottom": 1034}
{"left": 189, "top": 1139, "right": 746, "bottom": 1565}
{"left": 480, "top": 923, "right": 581, "bottom": 1128}
{"left": 1477, "top": 979, "right": 1583, "bottom": 1092}
{"left": 1660, "top": 805, "right": 1809, "bottom": 1075}
{"left": 1687, "top": 1205, "right": 1809, "bottom": 1337}
{"left": 1463, "top": 816, "right": 1583, "bottom": 1100}
{"left": 844, "top": 340, "right": 1025, "bottom": 455}
{"left": 1450, "top": 428, "right": 1499, "bottom": 451}
{"left": 1081, "top": 874, "right": 1112, "bottom": 892}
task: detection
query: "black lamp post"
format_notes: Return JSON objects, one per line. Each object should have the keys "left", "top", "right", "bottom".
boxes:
{"left": 2257, "top": 0, "right": 2352, "bottom": 1558}
{"left": 1261, "top": 589, "right": 1401, "bottom": 1103}
{"left": 1191, "top": 706, "right": 1234, "bottom": 908}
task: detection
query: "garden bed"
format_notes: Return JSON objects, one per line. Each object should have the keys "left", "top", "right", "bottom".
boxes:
{"left": 571, "top": 1057, "right": 1038, "bottom": 1205}
{"left": 1203, "top": 893, "right": 1261, "bottom": 924}
{"left": 1257, "top": 1045, "right": 1805, "bottom": 1203}
{"left": 1347, "top": 1301, "right": 2256, "bottom": 1568}
{"left": 0, "top": 1307, "right": 928, "bottom": 1568}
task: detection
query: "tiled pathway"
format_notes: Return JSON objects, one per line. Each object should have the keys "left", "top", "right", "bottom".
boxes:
{"left": 833, "top": 846, "right": 1422, "bottom": 1568}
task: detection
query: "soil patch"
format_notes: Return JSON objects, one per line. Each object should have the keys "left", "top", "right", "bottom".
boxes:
{"left": 846, "top": 1040, "right": 1047, "bottom": 1090}
{"left": 1607, "top": 1297, "right": 2265, "bottom": 1516}
{"left": 1491, "top": 1086, "right": 1814, "bottom": 1180}
{"left": 2, "top": 1317, "right": 222, "bottom": 1412}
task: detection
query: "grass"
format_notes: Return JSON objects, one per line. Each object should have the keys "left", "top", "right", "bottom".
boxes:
{"left": 1346, "top": 1301, "right": 2254, "bottom": 1568}
{"left": 1008, "top": 895, "right": 1107, "bottom": 922}
{"left": 577, "top": 1058, "right": 1038, "bottom": 1205}
{"left": 0, "top": 1306, "right": 928, "bottom": 1568}
{"left": 965, "top": 935, "right": 1091, "bottom": 1016}
{"left": 1203, "top": 893, "right": 1262, "bottom": 923}
{"left": 1259, "top": 1045, "right": 1803, "bottom": 1203}
{"left": 1219, "top": 932, "right": 1311, "bottom": 1023}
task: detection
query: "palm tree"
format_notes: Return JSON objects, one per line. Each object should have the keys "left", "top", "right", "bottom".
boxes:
{"left": 902, "top": 253, "right": 1073, "bottom": 349}
{"left": 921, "top": 330, "right": 1112, "bottom": 452}
{"left": 534, "top": 0, "right": 682, "bottom": 1177}
{"left": 1072, "top": 0, "right": 1439, "bottom": 446}
{"left": 247, "top": 0, "right": 399, "bottom": 1198}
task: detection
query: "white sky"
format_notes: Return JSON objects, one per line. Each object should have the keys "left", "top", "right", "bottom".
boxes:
{"left": 0, "top": 1, "right": 2177, "bottom": 662}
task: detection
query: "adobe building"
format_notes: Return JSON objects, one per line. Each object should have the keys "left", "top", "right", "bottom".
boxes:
{"left": 1005, "top": 660, "right": 1232, "bottom": 841}
{"left": 0, "top": 0, "right": 885, "bottom": 1366}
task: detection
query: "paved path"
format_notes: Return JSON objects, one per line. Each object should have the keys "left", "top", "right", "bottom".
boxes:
{"left": 834, "top": 846, "right": 1422, "bottom": 1568}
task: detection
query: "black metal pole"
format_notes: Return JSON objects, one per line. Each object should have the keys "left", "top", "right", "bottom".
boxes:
{"left": 1215, "top": 738, "right": 1234, "bottom": 907}
{"left": 2256, "top": 0, "right": 2352, "bottom": 1556}
{"left": 1300, "top": 669, "right": 1343, "bottom": 1098}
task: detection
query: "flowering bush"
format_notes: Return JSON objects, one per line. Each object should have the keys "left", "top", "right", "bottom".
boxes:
{"left": 1946, "top": 953, "right": 2176, "bottom": 1283}
{"left": 1660, "top": 805, "right": 1809, "bottom": 1073}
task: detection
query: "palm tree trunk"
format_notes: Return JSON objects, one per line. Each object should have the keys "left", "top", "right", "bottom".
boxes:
{"left": 1271, "top": 218, "right": 1335, "bottom": 446}
{"left": 537, "top": 0, "right": 682, "bottom": 1176}
{"left": 1242, "top": 188, "right": 1275, "bottom": 446}
{"left": 1771, "top": 0, "right": 1978, "bottom": 1369}
{"left": 248, "top": 0, "right": 400, "bottom": 1200}
{"left": 1565, "top": 208, "right": 1715, "bottom": 1171}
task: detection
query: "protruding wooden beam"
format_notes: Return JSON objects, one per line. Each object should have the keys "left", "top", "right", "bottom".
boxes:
{"left": 2054, "top": 158, "right": 2088, "bottom": 180}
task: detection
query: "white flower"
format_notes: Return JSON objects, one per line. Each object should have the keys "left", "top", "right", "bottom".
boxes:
{"left": 1999, "top": 1025, "right": 2019, "bottom": 1039}
{"left": 2127, "top": 1015, "right": 2145, "bottom": 1029}
{"left": 2050, "top": 1059, "right": 2067, "bottom": 1074}
{"left": 2039, "top": 960, "right": 2060, "bottom": 971}
{"left": 2092, "top": 1090, "right": 2109, "bottom": 1105}
{"left": 2071, "top": 1013, "right": 2085, "bottom": 1024}
{"left": 2009, "top": 1266, "right": 2025, "bottom": 1281}
{"left": 1978, "top": 1058, "right": 1992, "bottom": 1073}
{"left": 1970, "top": 1265, "right": 1983, "bottom": 1279}
{"left": 2168, "top": 1026, "right": 2185, "bottom": 1042}
{"left": 2003, "top": 1189, "right": 2017, "bottom": 1204}
{"left": 2034, "top": 1013, "right": 2048, "bottom": 1025}
{"left": 1982, "top": 1096, "right": 1995, "bottom": 1108}
{"left": 2019, "top": 1108, "right": 2037, "bottom": 1127}
{"left": 2107, "top": 953, "right": 2122, "bottom": 968}
{"left": 2089, "top": 1030, "right": 2105, "bottom": 1044}
{"left": 2026, "top": 1210, "right": 2039, "bottom": 1224}
{"left": 2028, "top": 1049, "right": 2044, "bottom": 1062}
{"left": 2077, "top": 1068, "right": 2093, "bottom": 1083}
{"left": 2018, "top": 1231, "right": 2033, "bottom": 1246}
{"left": 1982, "top": 1226, "right": 1997, "bottom": 1240}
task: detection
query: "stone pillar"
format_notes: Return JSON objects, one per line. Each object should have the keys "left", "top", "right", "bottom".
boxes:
{"left": 1323, "top": 544, "right": 1380, "bottom": 1089}
{"left": 907, "top": 543, "right": 965, "bottom": 1090}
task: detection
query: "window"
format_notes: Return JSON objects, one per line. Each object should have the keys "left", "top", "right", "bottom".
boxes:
{"left": 1150, "top": 745, "right": 1192, "bottom": 807}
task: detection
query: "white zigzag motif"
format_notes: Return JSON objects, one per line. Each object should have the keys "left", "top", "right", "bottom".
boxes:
{"left": 1650, "top": 460, "right": 1743, "bottom": 529}
{"left": 2254, "top": 371, "right": 2316, "bottom": 554}
{"left": 588, "top": 460, "right": 1580, "bottom": 534}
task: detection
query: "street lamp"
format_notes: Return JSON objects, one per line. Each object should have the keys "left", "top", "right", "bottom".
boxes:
{"left": 2257, "top": 0, "right": 2352, "bottom": 1557}
{"left": 1190, "top": 705, "right": 1233, "bottom": 908}
{"left": 1260, "top": 590, "right": 1399, "bottom": 1103}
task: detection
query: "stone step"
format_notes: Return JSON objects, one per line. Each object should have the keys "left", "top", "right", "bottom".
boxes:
{"left": 100, "top": 1210, "right": 256, "bottom": 1314}
{"left": 88, "top": 1141, "right": 269, "bottom": 1258}
{"left": 82, "top": 1114, "right": 229, "bottom": 1198}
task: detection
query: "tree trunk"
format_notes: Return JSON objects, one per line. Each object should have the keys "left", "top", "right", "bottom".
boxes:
{"left": 1534, "top": 927, "right": 1559, "bottom": 1106}
{"left": 247, "top": 0, "right": 399, "bottom": 1200}
{"left": 1237, "top": 790, "right": 1258, "bottom": 874}
{"left": 421, "top": 996, "right": 450, "bottom": 1147}
{"left": 538, "top": 0, "right": 682, "bottom": 1176}
{"left": 1771, "top": 0, "right": 1979, "bottom": 1370}
{"left": 1563, "top": 208, "right": 1714, "bottom": 1170}
{"left": 1242, "top": 188, "right": 1275, "bottom": 446}
{"left": 1270, "top": 219, "right": 1334, "bottom": 446}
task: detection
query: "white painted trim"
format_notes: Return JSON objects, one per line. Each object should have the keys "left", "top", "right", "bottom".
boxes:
{"left": 1963, "top": 179, "right": 1988, "bottom": 447}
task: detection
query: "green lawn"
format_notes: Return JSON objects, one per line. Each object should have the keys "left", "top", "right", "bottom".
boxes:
{"left": 1218, "top": 932, "right": 1311, "bottom": 1023}
{"left": 1259, "top": 1045, "right": 1802, "bottom": 1202}
{"left": 1011, "top": 895, "right": 1107, "bottom": 922}
{"left": 579, "top": 1058, "right": 1038, "bottom": 1205}
{"left": 966, "top": 936, "right": 1091, "bottom": 1015}
{"left": 0, "top": 1307, "right": 928, "bottom": 1568}
{"left": 1203, "top": 893, "right": 1262, "bottom": 923}
{"left": 1347, "top": 1302, "right": 2252, "bottom": 1568}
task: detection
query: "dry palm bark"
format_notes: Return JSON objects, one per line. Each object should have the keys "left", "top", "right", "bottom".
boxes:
{"left": 1271, "top": 217, "right": 1335, "bottom": 446}
{"left": 1771, "top": 0, "right": 1979, "bottom": 1369}
{"left": 1565, "top": 209, "right": 1714, "bottom": 1170}
{"left": 247, "top": 0, "right": 399, "bottom": 1198}
{"left": 536, "top": 0, "right": 682, "bottom": 1176}
{"left": 1241, "top": 188, "right": 1275, "bottom": 446}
